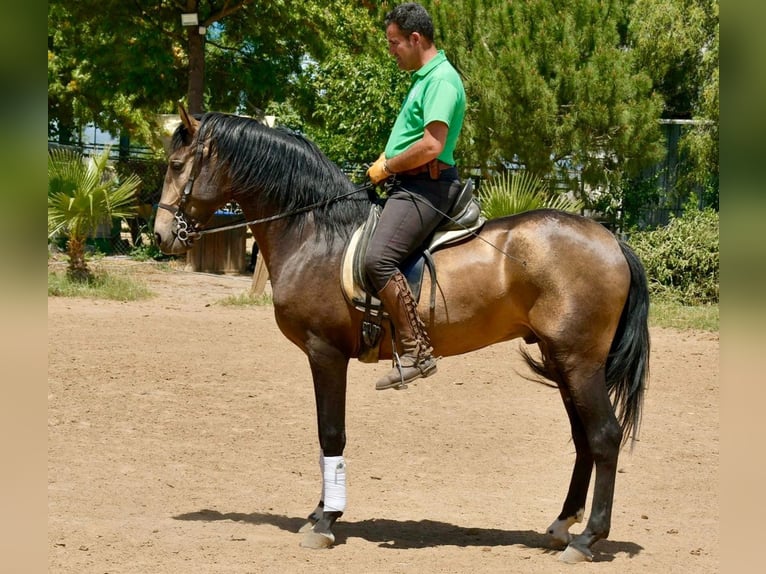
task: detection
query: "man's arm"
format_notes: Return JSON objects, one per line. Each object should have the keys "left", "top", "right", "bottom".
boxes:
{"left": 385, "top": 121, "right": 449, "bottom": 173}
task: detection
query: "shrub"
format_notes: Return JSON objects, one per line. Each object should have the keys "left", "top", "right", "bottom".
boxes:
{"left": 628, "top": 207, "right": 719, "bottom": 305}
{"left": 477, "top": 170, "right": 582, "bottom": 219}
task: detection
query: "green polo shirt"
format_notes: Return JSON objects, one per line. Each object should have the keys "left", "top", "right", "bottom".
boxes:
{"left": 384, "top": 50, "right": 466, "bottom": 166}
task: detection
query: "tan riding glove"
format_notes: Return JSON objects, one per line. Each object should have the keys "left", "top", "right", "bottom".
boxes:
{"left": 367, "top": 153, "right": 392, "bottom": 184}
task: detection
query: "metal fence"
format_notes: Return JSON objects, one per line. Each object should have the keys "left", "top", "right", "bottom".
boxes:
{"left": 634, "top": 120, "right": 716, "bottom": 228}
{"left": 48, "top": 140, "right": 156, "bottom": 161}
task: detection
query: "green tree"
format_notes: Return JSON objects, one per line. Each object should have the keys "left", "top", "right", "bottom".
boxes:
{"left": 429, "top": 0, "right": 664, "bottom": 205}
{"left": 48, "top": 0, "right": 716, "bottom": 218}
{"left": 255, "top": 2, "right": 402, "bottom": 165}
{"left": 295, "top": 51, "right": 409, "bottom": 166}
{"left": 48, "top": 147, "right": 140, "bottom": 281}
{"left": 628, "top": 0, "right": 717, "bottom": 120}
{"left": 682, "top": 4, "right": 718, "bottom": 208}
{"left": 628, "top": 0, "right": 719, "bottom": 208}
{"left": 47, "top": 1, "right": 380, "bottom": 147}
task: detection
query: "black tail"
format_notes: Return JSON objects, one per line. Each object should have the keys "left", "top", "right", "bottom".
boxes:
{"left": 607, "top": 241, "right": 651, "bottom": 448}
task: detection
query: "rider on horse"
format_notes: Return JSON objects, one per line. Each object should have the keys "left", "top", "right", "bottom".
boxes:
{"left": 366, "top": 2, "right": 466, "bottom": 391}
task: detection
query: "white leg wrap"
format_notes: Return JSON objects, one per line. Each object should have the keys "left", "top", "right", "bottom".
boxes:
{"left": 322, "top": 455, "right": 347, "bottom": 513}
{"left": 318, "top": 451, "right": 325, "bottom": 501}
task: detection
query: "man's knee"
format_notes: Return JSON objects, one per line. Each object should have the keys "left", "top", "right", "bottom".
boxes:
{"left": 364, "top": 251, "right": 388, "bottom": 292}
{"left": 363, "top": 249, "right": 377, "bottom": 280}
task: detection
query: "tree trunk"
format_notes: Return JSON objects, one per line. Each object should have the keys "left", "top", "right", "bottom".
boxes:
{"left": 66, "top": 236, "right": 92, "bottom": 283}
{"left": 186, "top": 0, "right": 205, "bottom": 115}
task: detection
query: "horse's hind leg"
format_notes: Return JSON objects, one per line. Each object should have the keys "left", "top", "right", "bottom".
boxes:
{"left": 555, "top": 366, "right": 622, "bottom": 563}
{"left": 547, "top": 386, "right": 592, "bottom": 547}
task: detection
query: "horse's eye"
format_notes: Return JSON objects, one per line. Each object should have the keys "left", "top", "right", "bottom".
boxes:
{"left": 170, "top": 160, "right": 185, "bottom": 172}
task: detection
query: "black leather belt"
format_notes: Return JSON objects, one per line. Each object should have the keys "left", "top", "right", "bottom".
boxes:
{"left": 400, "top": 159, "right": 454, "bottom": 178}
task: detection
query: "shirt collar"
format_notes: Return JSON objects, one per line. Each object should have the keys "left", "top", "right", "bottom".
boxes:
{"left": 413, "top": 50, "right": 447, "bottom": 79}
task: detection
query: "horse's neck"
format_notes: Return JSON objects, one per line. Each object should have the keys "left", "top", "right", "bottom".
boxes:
{"left": 245, "top": 212, "right": 343, "bottom": 287}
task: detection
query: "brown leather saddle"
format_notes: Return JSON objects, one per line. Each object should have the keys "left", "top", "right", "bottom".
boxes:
{"left": 340, "top": 179, "right": 485, "bottom": 362}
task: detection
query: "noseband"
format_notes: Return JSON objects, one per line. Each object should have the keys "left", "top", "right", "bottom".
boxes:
{"left": 157, "top": 138, "right": 205, "bottom": 246}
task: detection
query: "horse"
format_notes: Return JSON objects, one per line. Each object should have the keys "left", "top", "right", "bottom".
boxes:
{"left": 154, "top": 106, "right": 650, "bottom": 564}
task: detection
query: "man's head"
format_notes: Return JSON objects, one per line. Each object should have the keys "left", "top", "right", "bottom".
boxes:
{"left": 385, "top": 3, "right": 436, "bottom": 71}
{"left": 385, "top": 3, "right": 434, "bottom": 42}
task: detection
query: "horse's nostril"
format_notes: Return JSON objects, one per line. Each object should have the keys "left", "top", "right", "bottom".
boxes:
{"left": 155, "top": 233, "right": 162, "bottom": 245}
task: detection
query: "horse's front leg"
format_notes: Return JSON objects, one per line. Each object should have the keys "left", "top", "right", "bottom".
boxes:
{"left": 298, "top": 339, "right": 349, "bottom": 549}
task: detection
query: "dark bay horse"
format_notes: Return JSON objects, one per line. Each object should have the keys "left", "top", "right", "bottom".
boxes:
{"left": 154, "top": 107, "right": 649, "bottom": 563}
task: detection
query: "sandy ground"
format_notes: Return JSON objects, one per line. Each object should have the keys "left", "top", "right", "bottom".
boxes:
{"left": 48, "top": 259, "right": 719, "bottom": 573}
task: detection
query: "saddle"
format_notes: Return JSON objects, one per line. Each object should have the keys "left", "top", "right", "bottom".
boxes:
{"left": 340, "top": 179, "right": 485, "bottom": 362}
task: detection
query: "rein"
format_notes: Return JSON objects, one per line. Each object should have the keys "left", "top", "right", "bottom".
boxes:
{"left": 189, "top": 183, "right": 375, "bottom": 239}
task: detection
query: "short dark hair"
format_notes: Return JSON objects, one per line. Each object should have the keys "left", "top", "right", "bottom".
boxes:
{"left": 385, "top": 3, "right": 434, "bottom": 43}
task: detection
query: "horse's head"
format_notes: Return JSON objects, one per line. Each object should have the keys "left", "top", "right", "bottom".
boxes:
{"left": 154, "top": 105, "right": 229, "bottom": 255}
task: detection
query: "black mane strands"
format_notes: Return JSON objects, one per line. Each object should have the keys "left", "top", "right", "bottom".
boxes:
{"left": 193, "top": 112, "right": 369, "bottom": 240}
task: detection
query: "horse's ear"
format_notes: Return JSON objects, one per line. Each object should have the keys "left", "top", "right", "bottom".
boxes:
{"left": 177, "top": 101, "right": 199, "bottom": 136}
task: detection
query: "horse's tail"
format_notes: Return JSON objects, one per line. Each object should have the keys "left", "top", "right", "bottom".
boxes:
{"left": 606, "top": 241, "right": 651, "bottom": 448}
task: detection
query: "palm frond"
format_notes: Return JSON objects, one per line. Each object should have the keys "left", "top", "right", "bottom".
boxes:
{"left": 478, "top": 170, "right": 582, "bottom": 219}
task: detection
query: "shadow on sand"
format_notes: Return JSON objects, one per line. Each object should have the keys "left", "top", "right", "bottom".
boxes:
{"left": 174, "top": 509, "right": 643, "bottom": 561}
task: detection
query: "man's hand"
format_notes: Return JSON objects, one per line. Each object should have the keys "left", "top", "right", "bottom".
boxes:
{"left": 367, "top": 153, "right": 391, "bottom": 184}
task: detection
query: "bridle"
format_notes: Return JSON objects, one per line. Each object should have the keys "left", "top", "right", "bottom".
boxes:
{"left": 157, "top": 137, "right": 206, "bottom": 246}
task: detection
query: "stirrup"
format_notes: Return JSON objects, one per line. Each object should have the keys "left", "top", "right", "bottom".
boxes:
{"left": 374, "top": 350, "right": 409, "bottom": 391}
{"left": 392, "top": 350, "right": 408, "bottom": 391}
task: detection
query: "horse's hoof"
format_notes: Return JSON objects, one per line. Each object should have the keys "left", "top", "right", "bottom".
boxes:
{"left": 299, "top": 531, "right": 335, "bottom": 549}
{"left": 298, "top": 521, "right": 316, "bottom": 534}
{"left": 559, "top": 545, "right": 593, "bottom": 564}
{"left": 548, "top": 537, "right": 569, "bottom": 550}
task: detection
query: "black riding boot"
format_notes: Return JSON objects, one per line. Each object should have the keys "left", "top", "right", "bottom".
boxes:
{"left": 375, "top": 271, "right": 437, "bottom": 390}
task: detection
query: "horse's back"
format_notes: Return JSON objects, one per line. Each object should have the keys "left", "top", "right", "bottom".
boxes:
{"left": 437, "top": 209, "right": 628, "bottom": 290}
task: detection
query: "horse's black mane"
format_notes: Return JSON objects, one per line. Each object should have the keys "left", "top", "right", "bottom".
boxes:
{"left": 173, "top": 112, "right": 371, "bottom": 240}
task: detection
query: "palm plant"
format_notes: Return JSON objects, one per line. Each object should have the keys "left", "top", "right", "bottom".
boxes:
{"left": 48, "top": 146, "right": 140, "bottom": 281}
{"left": 477, "top": 170, "right": 583, "bottom": 219}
